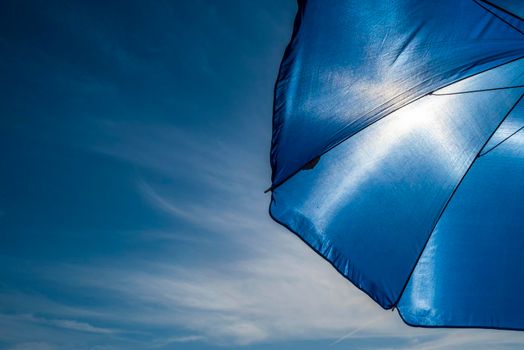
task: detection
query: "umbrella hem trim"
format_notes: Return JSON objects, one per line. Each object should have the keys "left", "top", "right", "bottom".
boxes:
{"left": 396, "top": 307, "right": 524, "bottom": 331}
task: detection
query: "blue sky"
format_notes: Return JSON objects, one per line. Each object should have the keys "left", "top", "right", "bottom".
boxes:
{"left": 2, "top": 1, "right": 524, "bottom": 349}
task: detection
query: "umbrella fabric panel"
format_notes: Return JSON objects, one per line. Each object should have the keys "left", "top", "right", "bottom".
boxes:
{"left": 270, "top": 88, "right": 524, "bottom": 309}
{"left": 271, "top": 0, "right": 524, "bottom": 186}
{"left": 398, "top": 100, "right": 524, "bottom": 329}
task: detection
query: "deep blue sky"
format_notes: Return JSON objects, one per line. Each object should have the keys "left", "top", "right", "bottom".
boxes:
{"left": 2, "top": 1, "right": 524, "bottom": 349}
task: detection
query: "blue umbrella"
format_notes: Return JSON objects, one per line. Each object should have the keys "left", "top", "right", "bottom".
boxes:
{"left": 267, "top": 0, "right": 524, "bottom": 329}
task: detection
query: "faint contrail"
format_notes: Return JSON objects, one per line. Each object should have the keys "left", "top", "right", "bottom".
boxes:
{"left": 329, "top": 312, "right": 388, "bottom": 346}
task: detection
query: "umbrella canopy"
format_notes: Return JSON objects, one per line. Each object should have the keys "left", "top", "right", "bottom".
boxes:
{"left": 268, "top": 0, "right": 524, "bottom": 329}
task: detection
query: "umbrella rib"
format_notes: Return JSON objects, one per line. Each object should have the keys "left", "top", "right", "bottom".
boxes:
{"left": 479, "top": 125, "right": 524, "bottom": 157}
{"left": 392, "top": 92, "right": 524, "bottom": 309}
{"left": 478, "top": 0, "right": 524, "bottom": 23}
{"left": 431, "top": 85, "right": 524, "bottom": 96}
{"left": 474, "top": 0, "right": 524, "bottom": 36}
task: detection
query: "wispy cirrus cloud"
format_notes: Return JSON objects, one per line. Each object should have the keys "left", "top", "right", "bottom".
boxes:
{"left": 4, "top": 121, "right": 524, "bottom": 350}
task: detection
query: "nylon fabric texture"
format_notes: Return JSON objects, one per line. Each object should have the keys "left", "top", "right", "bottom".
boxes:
{"left": 268, "top": 0, "right": 524, "bottom": 329}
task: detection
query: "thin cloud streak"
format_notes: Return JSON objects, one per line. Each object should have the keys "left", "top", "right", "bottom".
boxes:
{"left": 4, "top": 121, "right": 524, "bottom": 349}
{"left": 81, "top": 123, "right": 524, "bottom": 346}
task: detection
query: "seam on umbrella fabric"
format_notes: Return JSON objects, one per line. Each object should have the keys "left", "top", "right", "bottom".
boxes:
{"left": 479, "top": 125, "right": 524, "bottom": 156}
{"left": 474, "top": 0, "right": 524, "bottom": 36}
{"left": 392, "top": 92, "right": 524, "bottom": 309}
{"left": 478, "top": 0, "right": 524, "bottom": 25}
{"left": 431, "top": 85, "right": 524, "bottom": 96}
